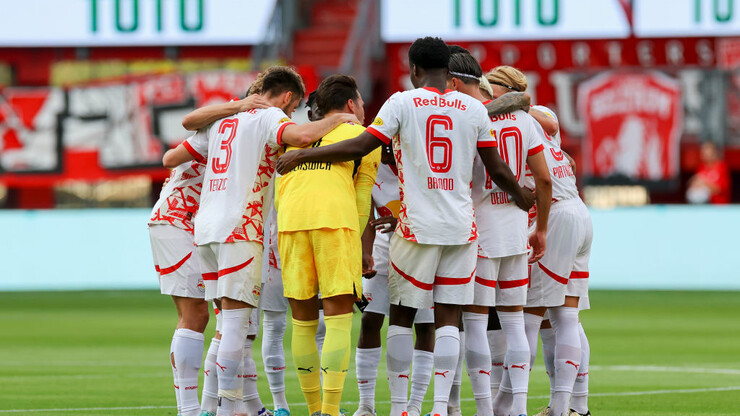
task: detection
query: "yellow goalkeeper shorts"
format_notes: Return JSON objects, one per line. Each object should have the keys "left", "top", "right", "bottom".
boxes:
{"left": 279, "top": 228, "right": 362, "bottom": 301}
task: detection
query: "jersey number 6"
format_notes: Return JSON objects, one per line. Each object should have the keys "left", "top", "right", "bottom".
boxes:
{"left": 426, "top": 115, "right": 453, "bottom": 173}
{"left": 212, "top": 118, "right": 239, "bottom": 174}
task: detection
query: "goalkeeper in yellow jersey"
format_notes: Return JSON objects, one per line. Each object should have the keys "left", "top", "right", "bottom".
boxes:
{"left": 276, "top": 74, "right": 380, "bottom": 416}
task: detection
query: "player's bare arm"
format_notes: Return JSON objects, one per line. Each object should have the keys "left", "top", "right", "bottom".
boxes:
{"left": 477, "top": 146, "right": 536, "bottom": 211}
{"left": 526, "top": 151, "right": 552, "bottom": 263}
{"left": 276, "top": 131, "right": 382, "bottom": 174}
{"left": 563, "top": 150, "right": 576, "bottom": 174}
{"left": 181, "top": 94, "right": 271, "bottom": 131}
{"left": 279, "top": 113, "right": 360, "bottom": 147}
{"left": 485, "top": 92, "right": 530, "bottom": 116}
{"left": 163, "top": 143, "right": 196, "bottom": 169}
{"left": 529, "top": 107, "right": 559, "bottom": 137}
{"left": 361, "top": 207, "right": 377, "bottom": 279}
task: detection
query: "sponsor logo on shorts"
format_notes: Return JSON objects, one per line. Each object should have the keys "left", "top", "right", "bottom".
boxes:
{"left": 197, "top": 279, "right": 205, "bottom": 293}
{"left": 252, "top": 285, "right": 261, "bottom": 296}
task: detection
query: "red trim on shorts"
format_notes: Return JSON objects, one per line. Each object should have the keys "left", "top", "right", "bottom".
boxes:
{"left": 182, "top": 141, "right": 206, "bottom": 164}
{"left": 158, "top": 252, "right": 192, "bottom": 276}
{"left": 434, "top": 268, "right": 475, "bottom": 285}
{"left": 202, "top": 272, "right": 218, "bottom": 281}
{"left": 528, "top": 144, "right": 544, "bottom": 156}
{"left": 475, "top": 275, "right": 497, "bottom": 288}
{"left": 392, "top": 261, "right": 433, "bottom": 290}
{"left": 276, "top": 122, "right": 296, "bottom": 146}
{"left": 570, "top": 271, "right": 589, "bottom": 279}
{"left": 366, "top": 127, "right": 391, "bottom": 144}
{"left": 497, "top": 277, "right": 529, "bottom": 289}
{"left": 218, "top": 257, "right": 254, "bottom": 278}
{"left": 537, "top": 262, "right": 568, "bottom": 285}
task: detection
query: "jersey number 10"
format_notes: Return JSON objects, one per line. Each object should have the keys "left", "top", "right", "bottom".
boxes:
{"left": 486, "top": 126, "right": 523, "bottom": 189}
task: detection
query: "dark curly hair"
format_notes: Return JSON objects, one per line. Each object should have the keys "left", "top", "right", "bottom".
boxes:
{"left": 408, "top": 37, "right": 450, "bottom": 70}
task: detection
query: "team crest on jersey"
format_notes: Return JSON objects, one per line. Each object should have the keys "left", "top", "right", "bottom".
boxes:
{"left": 490, "top": 129, "right": 496, "bottom": 138}
{"left": 372, "top": 117, "right": 383, "bottom": 126}
{"left": 279, "top": 117, "right": 291, "bottom": 124}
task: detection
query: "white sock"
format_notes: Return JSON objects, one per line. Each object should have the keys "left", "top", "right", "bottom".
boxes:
{"left": 356, "top": 347, "right": 382, "bottom": 410}
{"left": 523, "top": 313, "right": 544, "bottom": 368}
{"left": 431, "top": 325, "right": 460, "bottom": 416}
{"left": 202, "top": 338, "right": 220, "bottom": 413}
{"left": 242, "top": 337, "right": 264, "bottom": 415}
{"left": 549, "top": 307, "right": 581, "bottom": 416}
{"left": 487, "top": 329, "right": 506, "bottom": 399}
{"left": 386, "top": 325, "right": 413, "bottom": 416}
{"left": 497, "top": 310, "right": 530, "bottom": 416}
{"left": 463, "top": 312, "right": 492, "bottom": 416}
{"left": 262, "top": 310, "right": 289, "bottom": 410}
{"left": 408, "top": 349, "right": 433, "bottom": 415}
{"left": 170, "top": 335, "right": 181, "bottom": 415}
{"left": 448, "top": 330, "right": 464, "bottom": 410}
{"left": 217, "top": 308, "right": 251, "bottom": 414}
{"left": 173, "top": 328, "right": 205, "bottom": 416}
{"left": 493, "top": 372, "right": 513, "bottom": 416}
{"left": 316, "top": 309, "right": 326, "bottom": 357}
{"left": 540, "top": 326, "right": 556, "bottom": 405}
{"left": 570, "top": 323, "right": 590, "bottom": 415}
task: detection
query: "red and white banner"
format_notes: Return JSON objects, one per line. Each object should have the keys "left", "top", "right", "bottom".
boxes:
{"left": 578, "top": 72, "right": 682, "bottom": 181}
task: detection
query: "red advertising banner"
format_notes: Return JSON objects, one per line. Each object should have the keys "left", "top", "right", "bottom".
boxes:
{"left": 578, "top": 72, "right": 682, "bottom": 181}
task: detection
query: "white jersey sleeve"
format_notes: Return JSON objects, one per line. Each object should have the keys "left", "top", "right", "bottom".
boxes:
{"left": 261, "top": 107, "right": 297, "bottom": 146}
{"left": 183, "top": 129, "right": 209, "bottom": 164}
{"left": 531, "top": 105, "right": 561, "bottom": 146}
{"left": 366, "top": 92, "right": 402, "bottom": 145}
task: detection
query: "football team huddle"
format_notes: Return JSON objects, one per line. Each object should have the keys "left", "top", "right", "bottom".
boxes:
{"left": 148, "top": 37, "right": 593, "bottom": 416}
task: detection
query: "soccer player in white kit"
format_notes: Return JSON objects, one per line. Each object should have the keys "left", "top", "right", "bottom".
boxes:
{"left": 149, "top": 159, "right": 209, "bottom": 416}
{"left": 447, "top": 52, "right": 553, "bottom": 416}
{"left": 276, "top": 37, "right": 535, "bottom": 416}
{"left": 163, "top": 67, "right": 360, "bottom": 416}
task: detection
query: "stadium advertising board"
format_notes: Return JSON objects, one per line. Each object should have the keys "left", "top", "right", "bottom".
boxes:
{"left": 0, "top": 0, "right": 276, "bottom": 46}
{"left": 634, "top": 0, "right": 740, "bottom": 37}
{"left": 381, "top": 0, "right": 631, "bottom": 42}
{"left": 579, "top": 72, "right": 683, "bottom": 182}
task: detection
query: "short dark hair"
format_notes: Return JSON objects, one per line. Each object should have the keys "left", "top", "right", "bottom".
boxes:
{"left": 305, "top": 90, "right": 318, "bottom": 108}
{"left": 261, "top": 66, "right": 306, "bottom": 101}
{"left": 408, "top": 37, "right": 450, "bottom": 70}
{"left": 315, "top": 74, "right": 359, "bottom": 115}
{"left": 448, "top": 45, "right": 471, "bottom": 55}
{"left": 448, "top": 52, "right": 482, "bottom": 85}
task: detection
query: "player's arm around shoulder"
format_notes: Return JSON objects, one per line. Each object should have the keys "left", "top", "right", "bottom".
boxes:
{"left": 279, "top": 113, "right": 360, "bottom": 147}
{"left": 181, "top": 95, "right": 270, "bottom": 131}
{"left": 163, "top": 129, "right": 209, "bottom": 168}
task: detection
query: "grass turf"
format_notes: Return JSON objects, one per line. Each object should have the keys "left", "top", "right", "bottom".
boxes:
{"left": 1, "top": 290, "right": 739, "bottom": 416}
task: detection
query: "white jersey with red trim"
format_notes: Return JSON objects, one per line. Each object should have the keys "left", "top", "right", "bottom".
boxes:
{"left": 184, "top": 107, "right": 295, "bottom": 246}
{"left": 148, "top": 160, "right": 205, "bottom": 234}
{"left": 366, "top": 87, "right": 498, "bottom": 245}
{"left": 472, "top": 110, "right": 544, "bottom": 258}
{"left": 531, "top": 105, "right": 561, "bottom": 146}
{"left": 371, "top": 163, "right": 401, "bottom": 219}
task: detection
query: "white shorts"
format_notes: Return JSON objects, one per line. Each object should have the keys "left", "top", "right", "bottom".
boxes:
{"left": 197, "top": 241, "right": 263, "bottom": 306}
{"left": 474, "top": 253, "right": 529, "bottom": 307}
{"left": 527, "top": 199, "right": 593, "bottom": 308}
{"left": 388, "top": 234, "right": 477, "bottom": 309}
{"left": 149, "top": 224, "right": 205, "bottom": 299}
{"left": 364, "top": 274, "right": 434, "bottom": 323}
{"left": 260, "top": 265, "right": 289, "bottom": 312}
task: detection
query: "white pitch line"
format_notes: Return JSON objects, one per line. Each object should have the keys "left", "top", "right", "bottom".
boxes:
{"left": 2, "top": 386, "right": 740, "bottom": 413}
{"left": 590, "top": 365, "right": 740, "bottom": 375}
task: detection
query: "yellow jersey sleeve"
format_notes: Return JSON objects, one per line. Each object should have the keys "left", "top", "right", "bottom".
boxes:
{"left": 354, "top": 147, "right": 381, "bottom": 231}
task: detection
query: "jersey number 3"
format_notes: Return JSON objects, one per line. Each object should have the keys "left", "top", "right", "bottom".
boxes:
{"left": 426, "top": 115, "right": 453, "bottom": 173}
{"left": 212, "top": 118, "right": 239, "bottom": 174}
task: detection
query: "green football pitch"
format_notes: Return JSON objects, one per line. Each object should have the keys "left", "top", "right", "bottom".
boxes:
{"left": 1, "top": 290, "right": 739, "bottom": 416}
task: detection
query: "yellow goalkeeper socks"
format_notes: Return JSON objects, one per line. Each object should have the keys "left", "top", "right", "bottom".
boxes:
{"left": 291, "top": 318, "right": 322, "bottom": 415}
{"left": 321, "top": 312, "right": 353, "bottom": 416}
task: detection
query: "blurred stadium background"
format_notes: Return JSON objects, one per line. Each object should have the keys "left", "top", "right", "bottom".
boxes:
{"left": 1, "top": 1, "right": 740, "bottom": 415}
